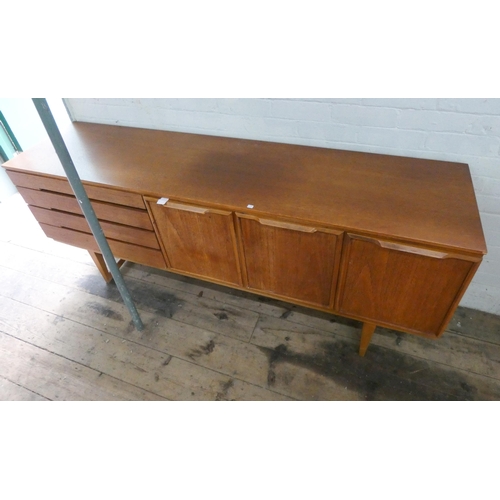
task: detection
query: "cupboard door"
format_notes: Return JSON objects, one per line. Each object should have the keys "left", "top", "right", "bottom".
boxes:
{"left": 238, "top": 214, "right": 342, "bottom": 307}
{"left": 337, "top": 234, "right": 478, "bottom": 335}
{"left": 147, "top": 200, "right": 242, "bottom": 286}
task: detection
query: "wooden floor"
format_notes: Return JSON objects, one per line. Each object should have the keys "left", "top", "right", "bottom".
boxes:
{"left": 1, "top": 193, "right": 500, "bottom": 401}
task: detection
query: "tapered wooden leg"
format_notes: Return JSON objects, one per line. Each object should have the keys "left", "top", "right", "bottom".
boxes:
{"left": 359, "top": 322, "right": 376, "bottom": 357}
{"left": 88, "top": 251, "right": 126, "bottom": 283}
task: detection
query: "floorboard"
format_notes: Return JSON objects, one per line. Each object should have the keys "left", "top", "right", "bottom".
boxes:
{"left": 0, "top": 331, "right": 166, "bottom": 401}
{"left": 0, "top": 375, "right": 48, "bottom": 401}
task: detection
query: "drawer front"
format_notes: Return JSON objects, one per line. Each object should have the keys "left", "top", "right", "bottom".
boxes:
{"left": 40, "top": 223, "right": 167, "bottom": 270}
{"left": 29, "top": 206, "right": 160, "bottom": 249}
{"left": 18, "top": 187, "right": 153, "bottom": 230}
{"left": 8, "top": 170, "right": 146, "bottom": 209}
{"left": 8, "top": 171, "right": 75, "bottom": 195}
{"left": 337, "top": 234, "right": 477, "bottom": 335}
{"left": 237, "top": 214, "right": 342, "bottom": 307}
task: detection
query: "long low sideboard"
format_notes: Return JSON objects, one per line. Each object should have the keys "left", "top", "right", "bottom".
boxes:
{"left": 2, "top": 122, "right": 487, "bottom": 356}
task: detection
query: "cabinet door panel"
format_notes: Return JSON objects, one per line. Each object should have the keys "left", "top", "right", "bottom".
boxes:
{"left": 238, "top": 215, "right": 342, "bottom": 307}
{"left": 337, "top": 235, "right": 476, "bottom": 335}
{"left": 148, "top": 200, "right": 242, "bottom": 286}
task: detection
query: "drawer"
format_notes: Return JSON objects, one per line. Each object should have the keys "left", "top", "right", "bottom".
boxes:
{"left": 7, "top": 170, "right": 146, "bottom": 209}
{"left": 18, "top": 187, "right": 153, "bottom": 230}
{"left": 40, "top": 223, "right": 167, "bottom": 270}
{"left": 29, "top": 206, "right": 160, "bottom": 249}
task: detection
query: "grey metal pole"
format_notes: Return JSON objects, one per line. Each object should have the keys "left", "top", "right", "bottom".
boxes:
{"left": 32, "top": 98, "right": 144, "bottom": 331}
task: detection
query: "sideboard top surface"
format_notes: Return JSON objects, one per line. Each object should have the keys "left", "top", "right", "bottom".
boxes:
{"left": 3, "top": 121, "right": 487, "bottom": 254}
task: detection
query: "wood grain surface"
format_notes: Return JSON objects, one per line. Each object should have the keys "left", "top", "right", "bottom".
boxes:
{"left": 238, "top": 215, "right": 342, "bottom": 307}
{"left": 147, "top": 199, "right": 242, "bottom": 286}
{"left": 337, "top": 234, "right": 475, "bottom": 335}
{"left": 3, "top": 121, "right": 486, "bottom": 254}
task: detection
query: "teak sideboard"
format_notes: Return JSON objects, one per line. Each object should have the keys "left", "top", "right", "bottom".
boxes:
{"left": 2, "top": 122, "right": 487, "bottom": 355}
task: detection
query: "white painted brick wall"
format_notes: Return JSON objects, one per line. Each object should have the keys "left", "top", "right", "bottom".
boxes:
{"left": 64, "top": 98, "right": 500, "bottom": 315}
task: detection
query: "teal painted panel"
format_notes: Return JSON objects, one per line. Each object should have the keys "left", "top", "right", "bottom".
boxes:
{"left": 0, "top": 110, "right": 22, "bottom": 160}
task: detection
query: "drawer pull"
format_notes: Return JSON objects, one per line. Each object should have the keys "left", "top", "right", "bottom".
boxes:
{"left": 258, "top": 218, "right": 317, "bottom": 233}
{"left": 164, "top": 201, "right": 208, "bottom": 214}
{"left": 155, "top": 200, "right": 233, "bottom": 216}
{"left": 354, "top": 235, "right": 449, "bottom": 259}
{"left": 379, "top": 241, "right": 448, "bottom": 258}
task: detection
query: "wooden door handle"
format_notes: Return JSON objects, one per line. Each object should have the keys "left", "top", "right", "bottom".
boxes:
{"left": 258, "top": 218, "right": 317, "bottom": 233}
{"left": 353, "top": 235, "right": 449, "bottom": 259}
{"left": 161, "top": 201, "right": 208, "bottom": 214}
{"left": 238, "top": 213, "right": 323, "bottom": 233}
{"left": 379, "top": 240, "right": 450, "bottom": 258}
{"left": 157, "top": 200, "right": 232, "bottom": 216}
